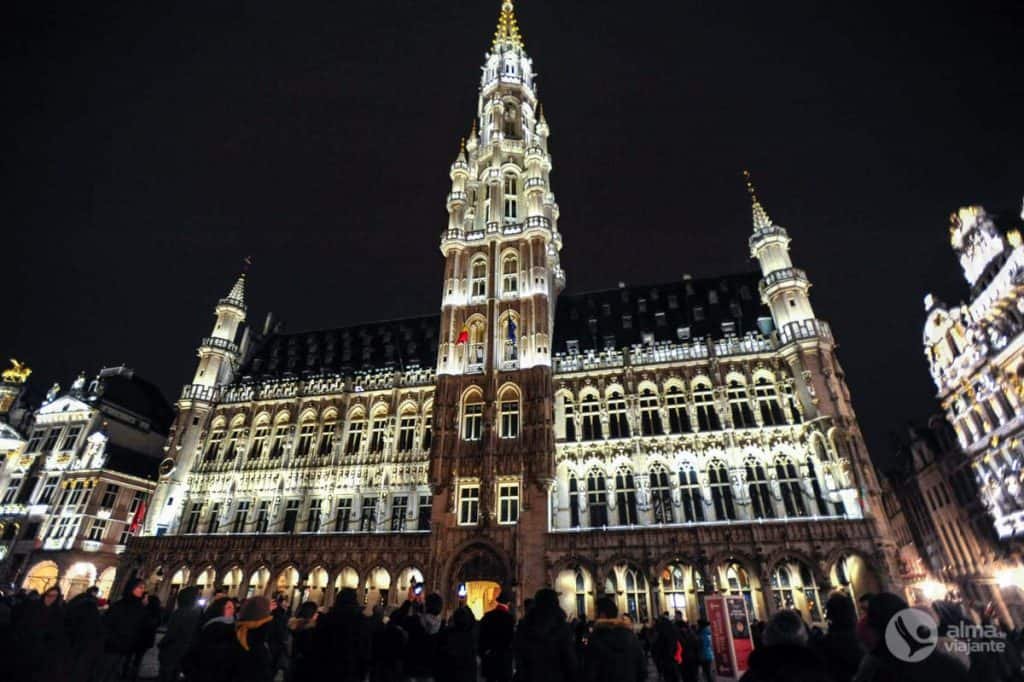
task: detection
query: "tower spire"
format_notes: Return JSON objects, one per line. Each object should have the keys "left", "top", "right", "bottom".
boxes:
{"left": 743, "top": 169, "right": 773, "bottom": 231}
{"left": 492, "top": 0, "right": 524, "bottom": 51}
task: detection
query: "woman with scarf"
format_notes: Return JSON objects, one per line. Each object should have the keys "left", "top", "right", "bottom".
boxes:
{"left": 233, "top": 596, "right": 276, "bottom": 682}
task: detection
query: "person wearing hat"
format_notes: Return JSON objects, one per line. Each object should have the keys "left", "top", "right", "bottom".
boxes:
{"left": 157, "top": 586, "right": 203, "bottom": 682}
{"left": 234, "top": 596, "right": 276, "bottom": 682}
{"left": 479, "top": 589, "right": 516, "bottom": 682}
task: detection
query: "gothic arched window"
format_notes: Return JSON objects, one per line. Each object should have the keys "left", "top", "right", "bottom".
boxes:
{"left": 615, "top": 469, "right": 638, "bottom": 525}
{"left": 462, "top": 390, "right": 484, "bottom": 441}
{"left": 580, "top": 393, "right": 602, "bottom": 441}
{"left": 775, "top": 456, "right": 807, "bottom": 517}
{"left": 587, "top": 471, "right": 608, "bottom": 527}
{"left": 693, "top": 381, "right": 720, "bottom": 431}
{"left": 754, "top": 377, "right": 786, "bottom": 426}
{"left": 650, "top": 466, "right": 674, "bottom": 524}
{"left": 728, "top": 379, "right": 756, "bottom": 428}
{"left": 470, "top": 258, "right": 487, "bottom": 299}
{"left": 708, "top": 461, "right": 736, "bottom": 521}
{"left": 560, "top": 393, "right": 577, "bottom": 442}
{"left": 569, "top": 475, "right": 581, "bottom": 528}
{"left": 666, "top": 385, "right": 690, "bottom": 434}
{"left": 502, "top": 253, "right": 519, "bottom": 295}
{"left": 503, "top": 174, "right": 518, "bottom": 220}
{"left": 499, "top": 386, "right": 520, "bottom": 439}
{"left": 639, "top": 388, "right": 663, "bottom": 436}
{"left": 608, "top": 391, "right": 630, "bottom": 438}
{"left": 679, "top": 465, "right": 705, "bottom": 522}
{"left": 746, "top": 460, "right": 774, "bottom": 519}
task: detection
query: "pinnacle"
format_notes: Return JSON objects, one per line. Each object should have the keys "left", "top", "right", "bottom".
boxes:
{"left": 743, "top": 170, "right": 774, "bottom": 231}
{"left": 492, "top": 0, "right": 524, "bottom": 51}
{"left": 226, "top": 273, "right": 246, "bottom": 304}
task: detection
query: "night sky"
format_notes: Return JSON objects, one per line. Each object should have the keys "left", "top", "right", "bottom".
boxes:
{"left": 5, "top": 0, "right": 1022, "bottom": 465}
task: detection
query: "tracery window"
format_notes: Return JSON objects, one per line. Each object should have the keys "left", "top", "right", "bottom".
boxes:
{"left": 639, "top": 389, "right": 663, "bottom": 436}
{"left": 680, "top": 465, "right": 705, "bottom": 522}
{"left": 615, "top": 469, "right": 638, "bottom": 525}
{"left": 203, "top": 429, "right": 225, "bottom": 462}
{"left": 368, "top": 412, "right": 388, "bottom": 454}
{"left": 772, "top": 560, "right": 822, "bottom": 622}
{"left": 421, "top": 411, "right": 433, "bottom": 451}
{"left": 580, "top": 394, "right": 602, "bottom": 440}
{"left": 623, "top": 567, "right": 650, "bottom": 623}
{"left": 503, "top": 174, "right": 518, "bottom": 220}
{"left": 708, "top": 461, "right": 736, "bottom": 520}
{"left": 499, "top": 387, "right": 520, "bottom": 438}
{"left": 776, "top": 456, "right": 807, "bottom": 517}
{"left": 693, "top": 382, "right": 721, "bottom": 431}
{"left": 725, "top": 563, "right": 756, "bottom": 619}
{"left": 462, "top": 392, "right": 484, "bottom": 441}
{"left": 754, "top": 377, "right": 786, "bottom": 426}
{"left": 398, "top": 411, "right": 417, "bottom": 452}
{"left": 295, "top": 420, "right": 316, "bottom": 456}
{"left": 345, "top": 418, "right": 365, "bottom": 454}
{"left": 728, "top": 380, "right": 756, "bottom": 428}
{"left": 502, "top": 253, "right": 519, "bottom": 294}
{"left": 650, "top": 466, "right": 674, "bottom": 524}
{"left": 666, "top": 385, "right": 691, "bottom": 433}
{"left": 587, "top": 471, "right": 609, "bottom": 527}
{"left": 574, "top": 570, "right": 588, "bottom": 619}
{"left": 249, "top": 425, "right": 270, "bottom": 460}
{"left": 561, "top": 394, "right": 577, "bottom": 441}
{"left": 608, "top": 391, "right": 630, "bottom": 438}
{"left": 746, "top": 460, "right": 774, "bottom": 519}
{"left": 269, "top": 422, "right": 289, "bottom": 459}
{"left": 569, "top": 475, "right": 581, "bottom": 528}
{"left": 223, "top": 426, "right": 244, "bottom": 461}
{"left": 471, "top": 259, "right": 488, "bottom": 299}
{"left": 318, "top": 420, "right": 336, "bottom": 456}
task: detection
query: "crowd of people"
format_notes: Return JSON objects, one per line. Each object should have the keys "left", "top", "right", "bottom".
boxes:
{"left": 0, "top": 579, "right": 1021, "bottom": 682}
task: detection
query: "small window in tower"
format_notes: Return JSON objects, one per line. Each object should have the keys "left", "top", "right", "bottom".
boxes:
{"left": 503, "top": 175, "right": 518, "bottom": 220}
{"left": 708, "top": 290, "right": 719, "bottom": 305}
{"left": 622, "top": 315, "right": 632, "bottom": 329}
{"left": 655, "top": 312, "right": 667, "bottom": 327}
{"left": 638, "top": 299, "right": 647, "bottom": 313}
{"left": 603, "top": 335, "right": 616, "bottom": 350}
{"left": 677, "top": 326, "right": 691, "bottom": 340}
{"left": 668, "top": 294, "right": 679, "bottom": 310}
{"left": 601, "top": 303, "right": 611, "bottom": 317}
{"left": 789, "top": 299, "right": 796, "bottom": 308}
{"left": 642, "top": 332, "right": 655, "bottom": 346}
{"left": 566, "top": 340, "right": 580, "bottom": 354}
{"left": 693, "top": 307, "right": 705, "bottom": 321}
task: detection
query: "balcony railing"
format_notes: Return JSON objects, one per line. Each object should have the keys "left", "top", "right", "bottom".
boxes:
{"left": 779, "top": 319, "right": 833, "bottom": 345}
{"left": 200, "top": 336, "right": 238, "bottom": 354}
{"left": 524, "top": 215, "right": 551, "bottom": 230}
{"left": 446, "top": 191, "right": 467, "bottom": 205}
{"left": 759, "top": 267, "right": 808, "bottom": 295}
{"left": 180, "top": 384, "right": 219, "bottom": 402}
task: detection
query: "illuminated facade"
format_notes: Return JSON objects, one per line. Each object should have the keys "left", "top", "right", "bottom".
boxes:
{"left": 0, "top": 368, "right": 172, "bottom": 597}
{"left": 924, "top": 203, "right": 1024, "bottom": 543}
{"left": 124, "top": 1, "right": 899, "bottom": 624}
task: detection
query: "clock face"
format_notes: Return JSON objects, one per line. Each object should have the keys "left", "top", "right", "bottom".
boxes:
{"left": 159, "top": 458, "right": 175, "bottom": 477}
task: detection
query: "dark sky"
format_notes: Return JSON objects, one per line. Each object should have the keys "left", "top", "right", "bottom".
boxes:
{"left": 5, "top": 0, "right": 1022, "bottom": 464}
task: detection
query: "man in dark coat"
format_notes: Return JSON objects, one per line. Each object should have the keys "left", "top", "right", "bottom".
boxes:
{"left": 739, "top": 609, "right": 830, "bottom": 682}
{"left": 158, "top": 586, "right": 203, "bottom": 682}
{"left": 404, "top": 592, "right": 444, "bottom": 682}
{"left": 582, "top": 596, "right": 647, "bottom": 682}
{"left": 478, "top": 589, "right": 515, "bottom": 682}
{"left": 815, "top": 593, "right": 862, "bottom": 682}
{"left": 652, "top": 615, "right": 682, "bottom": 682}
{"left": 513, "top": 588, "right": 578, "bottom": 682}
{"left": 97, "top": 578, "right": 148, "bottom": 682}
{"left": 312, "top": 587, "right": 371, "bottom": 681}
{"left": 65, "top": 586, "right": 104, "bottom": 682}
{"left": 435, "top": 605, "right": 478, "bottom": 682}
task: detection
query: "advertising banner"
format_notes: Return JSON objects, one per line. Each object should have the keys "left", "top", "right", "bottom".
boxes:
{"left": 726, "top": 595, "right": 754, "bottom": 673}
{"left": 704, "top": 594, "right": 755, "bottom": 680}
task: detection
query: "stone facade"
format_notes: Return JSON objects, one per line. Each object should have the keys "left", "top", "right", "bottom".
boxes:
{"left": 121, "top": 1, "right": 899, "bottom": 624}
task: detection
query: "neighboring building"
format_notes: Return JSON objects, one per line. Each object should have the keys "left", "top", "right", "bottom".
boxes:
{"left": 883, "top": 417, "right": 1023, "bottom": 627}
{"left": 125, "top": 0, "right": 899, "bottom": 623}
{"left": 0, "top": 367, "right": 173, "bottom": 597}
{"left": 924, "top": 202, "right": 1024, "bottom": 544}
{"left": 0, "top": 358, "right": 33, "bottom": 430}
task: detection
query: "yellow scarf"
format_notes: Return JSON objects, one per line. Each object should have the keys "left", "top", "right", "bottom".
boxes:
{"left": 235, "top": 615, "right": 273, "bottom": 651}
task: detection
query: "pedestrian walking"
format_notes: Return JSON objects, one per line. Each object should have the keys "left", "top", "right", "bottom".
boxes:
{"left": 696, "top": 619, "right": 714, "bottom": 682}
{"left": 181, "top": 596, "right": 238, "bottom": 682}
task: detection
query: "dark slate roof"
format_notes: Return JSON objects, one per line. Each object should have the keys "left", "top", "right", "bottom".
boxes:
{"left": 552, "top": 272, "right": 771, "bottom": 354}
{"left": 94, "top": 369, "right": 175, "bottom": 434}
{"left": 103, "top": 443, "right": 161, "bottom": 480}
{"left": 237, "top": 272, "right": 772, "bottom": 381}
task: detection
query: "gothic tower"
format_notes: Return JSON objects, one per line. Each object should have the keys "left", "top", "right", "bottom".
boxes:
{"left": 146, "top": 272, "right": 248, "bottom": 534}
{"left": 428, "top": 0, "right": 564, "bottom": 600}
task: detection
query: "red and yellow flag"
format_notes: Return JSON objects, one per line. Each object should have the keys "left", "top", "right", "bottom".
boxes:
{"left": 456, "top": 324, "right": 469, "bottom": 345}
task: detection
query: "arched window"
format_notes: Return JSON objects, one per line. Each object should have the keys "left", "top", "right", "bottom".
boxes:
{"left": 295, "top": 416, "right": 317, "bottom": 457}
{"left": 503, "top": 174, "right": 518, "bottom": 220}
{"left": 679, "top": 465, "right": 705, "bottom": 522}
{"left": 623, "top": 566, "right": 650, "bottom": 623}
{"left": 569, "top": 475, "right": 581, "bottom": 528}
{"left": 746, "top": 460, "right": 774, "bottom": 519}
{"left": 639, "top": 389, "right": 663, "bottom": 436}
{"left": 318, "top": 415, "right": 337, "bottom": 456}
{"left": 724, "top": 563, "right": 757, "bottom": 619}
{"left": 499, "top": 312, "right": 519, "bottom": 368}
{"left": 421, "top": 407, "right": 433, "bottom": 451}
{"left": 608, "top": 391, "right": 630, "bottom": 438}
{"left": 499, "top": 386, "right": 520, "bottom": 438}
{"left": 666, "top": 385, "right": 691, "bottom": 434}
{"left": 203, "top": 427, "right": 225, "bottom": 462}
{"left": 728, "top": 379, "right": 756, "bottom": 428}
{"left": 345, "top": 413, "right": 366, "bottom": 455}
{"left": 693, "top": 382, "right": 721, "bottom": 431}
{"left": 661, "top": 564, "right": 704, "bottom": 620}
{"left": 502, "top": 253, "right": 519, "bottom": 294}
{"left": 615, "top": 469, "right": 638, "bottom": 525}
{"left": 580, "top": 394, "right": 602, "bottom": 440}
{"left": 708, "top": 461, "right": 736, "bottom": 521}
{"left": 754, "top": 377, "right": 786, "bottom": 426}
{"left": 574, "top": 569, "right": 588, "bottom": 619}
{"left": 470, "top": 258, "right": 487, "bottom": 299}
{"left": 772, "top": 560, "right": 822, "bottom": 622}
{"left": 806, "top": 457, "right": 839, "bottom": 516}
{"left": 785, "top": 384, "right": 803, "bottom": 423}
{"left": 467, "top": 319, "right": 486, "bottom": 372}
{"left": 775, "top": 456, "right": 807, "bottom": 517}
{"left": 587, "top": 471, "right": 608, "bottom": 527}
{"left": 368, "top": 408, "right": 388, "bottom": 454}
{"left": 650, "top": 466, "right": 674, "bottom": 524}
{"left": 462, "top": 391, "right": 484, "bottom": 441}
{"left": 269, "top": 417, "right": 290, "bottom": 459}
{"left": 249, "top": 419, "right": 270, "bottom": 460}
{"left": 397, "top": 407, "right": 417, "bottom": 452}
{"left": 560, "top": 394, "right": 577, "bottom": 442}
{"left": 223, "top": 422, "right": 245, "bottom": 461}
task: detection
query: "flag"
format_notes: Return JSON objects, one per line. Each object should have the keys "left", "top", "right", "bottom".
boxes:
{"left": 456, "top": 324, "right": 469, "bottom": 345}
{"left": 507, "top": 317, "right": 517, "bottom": 343}
{"left": 129, "top": 500, "right": 147, "bottom": 534}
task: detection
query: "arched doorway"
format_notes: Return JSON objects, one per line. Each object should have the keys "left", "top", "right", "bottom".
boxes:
{"left": 659, "top": 563, "right": 706, "bottom": 623}
{"left": 247, "top": 566, "right": 270, "bottom": 598}
{"left": 169, "top": 567, "right": 190, "bottom": 603}
{"left": 61, "top": 561, "right": 97, "bottom": 599}
{"left": 395, "top": 566, "right": 425, "bottom": 602}
{"left": 364, "top": 566, "right": 391, "bottom": 610}
{"left": 222, "top": 566, "right": 244, "bottom": 598}
{"left": 605, "top": 563, "right": 651, "bottom": 624}
{"left": 771, "top": 558, "right": 823, "bottom": 623}
{"left": 555, "top": 566, "right": 594, "bottom": 620}
{"left": 22, "top": 560, "right": 59, "bottom": 593}
{"left": 194, "top": 566, "right": 217, "bottom": 598}
{"left": 307, "top": 566, "right": 329, "bottom": 605}
{"left": 451, "top": 544, "right": 510, "bottom": 620}
{"left": 275, "top": 567, "right": 300, "bottom": 607}
{"left": 335, "top": 566, "right": 359, "bottom": 593}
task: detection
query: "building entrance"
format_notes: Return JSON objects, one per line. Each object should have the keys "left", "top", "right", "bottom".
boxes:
{"left": 463, "top": 580, "right": 501, "bottom": 620}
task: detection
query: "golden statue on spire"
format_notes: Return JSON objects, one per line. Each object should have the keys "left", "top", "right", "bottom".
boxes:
{"left": 492, "top": 0, "right": 524, "bottom": 50}
{"left": 2, "top": 359, "right": 32, "bottom": 384}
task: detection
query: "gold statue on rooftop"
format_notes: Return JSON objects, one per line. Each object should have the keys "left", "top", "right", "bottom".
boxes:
{"left": 2, "top": 359, "right": 31, "bottom": 384}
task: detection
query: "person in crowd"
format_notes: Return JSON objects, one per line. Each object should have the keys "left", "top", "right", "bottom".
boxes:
{"left": 371, "top": 604, "right": 409, "bottom": 682}
{"left": 157, "top": 586, "right": 203, "bottom": 682}
{"left": 436, "top": 605, "right": 478, "bottom": 682}
{"left": 513, "top": 587, "right": 577, "bottom": 682}
{"left": 652, "top": 614, "right": 683, "bottom": 682}
{"left": 312, "top": 586, "right": 371, "bottom": 681}
{"left": 14, "top": 585, "right": 69, "bottom": 682}
{"left": 678, "top": 622, "right": 701, "bottom": 682}
{"left": 287, "top": 600, "right": 319, "bottom": 682}
{"left": 129, "top": 592, "right": 162, "bottom": 679}
{"left": 573, "top": 618, "right": 591, "bottom": 667}
{"left": 182, "top": 595, "right": 238, "bottom": 682}
{"left": 853, "top": 592, "right": 969, "bottom": 682}
{"left": 233, "top": 596, "right": 276, "bottom": 682}
{"left": 697, "top": 619, "right": 714, "bottom": 682}
{"left": 65, "top": 585, "right": 104, "bottom": 682}
{"left": 269, "top": 593, "right": 291, "bottom": 676}
{"left": 479, "top": 589, "right": 515, "bottom": 682}
{"left": 97, "top": 578, "right": 148, "bottom": 682}
{"left": 404, "top": 592, "right": 445, "bottom": 682}
{"left": 739, "top": 608, "right": 829, "bottom": 682}
{"left": 816, "top": 592, "right": 863, "bottom": 682}
{"left": 581, "top": 596, "right": 647, "bottom": 682}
